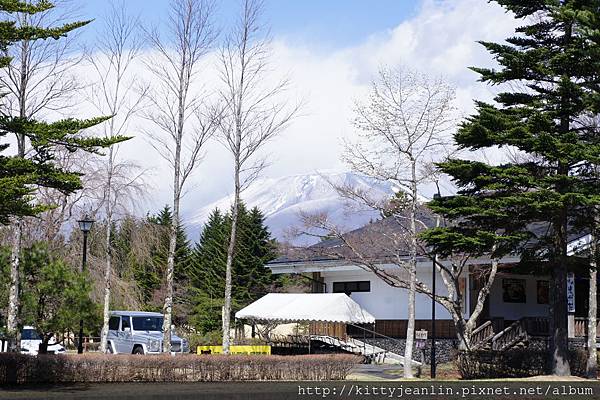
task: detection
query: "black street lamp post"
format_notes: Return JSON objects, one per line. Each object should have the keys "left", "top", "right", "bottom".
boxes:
{"left": 431, "top": 252, "right": 437, "bottom": 378}
{"left": 77, "top": 216, "right": 94, "bottom": 355}
{"left": 431, "top": 191, "right": 442, "bottom": 379}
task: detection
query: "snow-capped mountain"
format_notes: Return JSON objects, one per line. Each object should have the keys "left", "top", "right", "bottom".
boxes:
{"left": 189, "top": 171, "right": 399, "bottom": 245}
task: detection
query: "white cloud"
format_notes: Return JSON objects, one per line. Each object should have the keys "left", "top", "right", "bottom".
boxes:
{"left": 64, "top": 0, "right": 520, "bottom": 225}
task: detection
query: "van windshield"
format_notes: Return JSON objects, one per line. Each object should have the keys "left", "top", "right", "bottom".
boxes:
{"left": 22, "top": 329, "right": 41, "bottom": 340}
{"left": 132, "top": 316, "right": 163, "bottom": 331}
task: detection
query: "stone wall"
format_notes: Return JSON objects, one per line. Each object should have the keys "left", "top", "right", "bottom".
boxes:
{"left": 527, "top": 336, "right": 549, "bottom": 351}
{"left": 530, "top": 336, "right": 586, "bottom": 350}
{"left": 568, "top": 337, "right": 587, "bottom": 349}
{"left": 357, "top": 336, "right": 589, "bottom": 365}
{"left": 362, "top": 338, "right": 458, "bottom": 365}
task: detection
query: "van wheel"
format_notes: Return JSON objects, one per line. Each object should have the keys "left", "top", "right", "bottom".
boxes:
{"left": 132, "top": 346, "right": 144, "bottom": 355}
{"left": 107, "top": 342, "right": 113, "bottom": 354}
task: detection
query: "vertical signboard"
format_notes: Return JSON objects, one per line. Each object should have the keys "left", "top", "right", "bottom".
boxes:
{"left": 567, "top": 272, "right": 575, "bottom": 313}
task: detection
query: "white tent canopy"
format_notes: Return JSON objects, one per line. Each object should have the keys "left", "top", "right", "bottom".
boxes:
{"left": 235, "top": 293, "right": 375, "bottom": 324}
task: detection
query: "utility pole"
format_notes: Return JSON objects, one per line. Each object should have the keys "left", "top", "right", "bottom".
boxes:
{"left": 77, "top": 216, "right": 94, "bottom": 354}
{"left": 431, "top": 191, "right": 442, "bottom": 378}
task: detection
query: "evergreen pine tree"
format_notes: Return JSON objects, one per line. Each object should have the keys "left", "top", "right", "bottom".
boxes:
{"left": 114, "top": 216, "right": 162, "bottom": 306}
{"left": 427, "top": 0, "right": 600, "bottom": 375}
{"left": 19, "top": 243, "right": 98, "bottom": 354}
{"left": 0, "top": 1, "right": 128, "bottom": 348}
{"left": 147, "top": 205, "right": 191, "bottom": 281}
{"left": 139, "top": 206, "right": 191, "bottom": 315}
{"left": 0, "top": 2, "right": 126, "bottom": 224}
{"left": 188, "top": 209, "right": 228, "bottom": 332}
{"left": 188, "top": 204, "right": 277, "bottom": 334}
{"left": 238, "top": 207, "right": 277, "bottom": 304}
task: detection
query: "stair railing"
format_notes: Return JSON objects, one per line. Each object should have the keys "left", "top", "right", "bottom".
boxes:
{"left": 346, "top": 323, "right": 425, "bottom": 364}
{"left": 470, "top": 321, "right": 494, "bottom": 350}
{"left": 491, "top": 319, "right": 528, "bottom": 351}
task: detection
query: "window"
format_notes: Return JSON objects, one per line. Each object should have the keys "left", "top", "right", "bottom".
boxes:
{"left": 537, "top": 280, "right": 549, "bottom": 304}
{"left": 108, "top": 316, "right": 120, "bottom": 330}
{"left": 121, "top": 316, "right": 131, "bottom": 331}
{"left": 502, "top": 278, "right": 526, "bottom": 303}
{"left": 332, "top": 281, "right": 370, "bottom": 295}
{"left": 132, "top": 317, "right": 163, "bottom": 332}
{"left": 22, "top": 329, "right": 41, "bottom": 340}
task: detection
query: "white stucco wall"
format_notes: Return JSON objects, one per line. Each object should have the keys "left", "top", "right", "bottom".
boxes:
{"left": 321, "top": 265, "right": 468, "bottom": 321}
{"left": 488, "top": 273, "right": 549, "bottom": 320}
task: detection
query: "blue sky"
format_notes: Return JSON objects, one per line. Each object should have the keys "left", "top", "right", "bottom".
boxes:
{"left": 78, "top": 0, "right": 419, "bottom": 49}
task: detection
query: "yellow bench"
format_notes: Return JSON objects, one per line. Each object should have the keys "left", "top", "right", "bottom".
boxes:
{"left": 197, "top": 345, "right": 271, "bottom": 355}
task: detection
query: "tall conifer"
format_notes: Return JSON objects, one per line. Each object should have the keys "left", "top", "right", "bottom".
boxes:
{"left": 188, "top": 204, "right": 276, "bottom": 333}
{"left": 0, "top": 1, "right": 127, "bottom": 348}
{"left": 428, "top": 0, "right": 600, "bottom": 375}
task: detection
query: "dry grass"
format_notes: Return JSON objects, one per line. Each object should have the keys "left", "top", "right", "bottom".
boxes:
{"left": 0, "top": 353, "right": 359, "bottom": 384}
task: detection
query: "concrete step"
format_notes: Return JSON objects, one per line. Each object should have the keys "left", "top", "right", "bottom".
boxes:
{"left": 312, "top": 335, "right": 422, "bottom": 367}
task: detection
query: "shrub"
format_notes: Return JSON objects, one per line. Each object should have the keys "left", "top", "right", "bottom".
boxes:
{"left": 566, "top": 348, "right": 600, "bottom": 378}
{"left": 0, "top": 353, "right": 359, "bottom": 384}
{"left": 456, "top": 349, "right": 549, "bottom": 379}
{"left": 188, "top": 330, "right": 224, "bottom": 350}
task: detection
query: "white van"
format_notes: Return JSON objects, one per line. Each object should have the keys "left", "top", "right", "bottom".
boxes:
{"left": 107, "top": 311, "right": 189, "bottom": 355}
{"left": 21, "top": 326, "right": 66, "bottom": 355}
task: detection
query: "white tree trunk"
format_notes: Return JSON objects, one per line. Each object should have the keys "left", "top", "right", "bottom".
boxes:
{"left": 404, "top": 268, "right": 416, "bottom": 375}
{"left": 465, "top": 257, "right": 498, "bottom": 336}
{"left": 7, "top": 221, "right": 22, "bottom": 351}
{"left": 403, "top": 160, "right": 418, "bottom": 378}
{"left": 100, "top": 252, "right": 112, "bottom": 352}
{"left": 163, "top": 99, "right": 183, "bottom": 353}
{"left": 100, "top": 146, "right": 114, "bottom": 353}
{"left": 222, "top": 163, "right": 241, "bottom": 354}
{"left": 6, "top": 40, "right": 28, "bottom": 351}
{"left": 162, "top": 155, "right": 181, "bottom": 353}
{"left": 162, "top": 219, "right": 178, "bottom": 352}
{"left": 431, "top": 254, "right": 498, "bottom": 352}
{"left": 454, "top": 314, "right": 471, "bottom": 351}
{"left": 587, "top": 230, "right": 598, "bottom": 378}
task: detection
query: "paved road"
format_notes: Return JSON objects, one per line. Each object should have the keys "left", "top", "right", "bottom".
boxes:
{"left": 0, "top": 366, "right": 397, "bottom": 399}
{"left": 2, "top": 382, "right": 288, "bottom": 399}
{"left": 3, "top": 380, "right": 600, "bottom": 400}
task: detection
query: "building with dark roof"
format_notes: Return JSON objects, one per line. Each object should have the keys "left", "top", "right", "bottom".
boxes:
{"left": 267, "top": 213, "right": 593, "bottom": 343}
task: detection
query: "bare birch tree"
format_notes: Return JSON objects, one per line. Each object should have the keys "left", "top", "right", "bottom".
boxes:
{"left": 0, "top": 0, "right": 88, "bottom": 350}
{"left": 143, "top": 0, "right": 217, "bottom": 352}
{"left": 332, "top": 66, "right": 455, "bottom": 377}
{"left": 86, "top": 0, "right": 148, "bottom": 353}
{"left": 217, "top": 0, "right": 299, "bottom": 354}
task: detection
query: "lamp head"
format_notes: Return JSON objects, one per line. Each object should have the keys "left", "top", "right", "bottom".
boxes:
{"left": 77, "top": 215, "right": 95, "bottom": 233}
